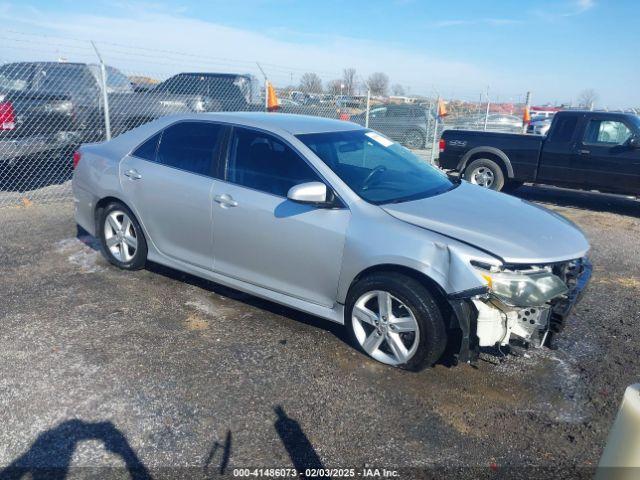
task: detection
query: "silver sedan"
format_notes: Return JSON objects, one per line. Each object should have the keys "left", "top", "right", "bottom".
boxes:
{"left": 72, "top": 112, "right": 591, "bottom": 370}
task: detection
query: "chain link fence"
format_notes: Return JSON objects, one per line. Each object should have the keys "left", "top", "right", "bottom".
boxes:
{"left": 0, "top": 31, "right": 532, "bottom": 208}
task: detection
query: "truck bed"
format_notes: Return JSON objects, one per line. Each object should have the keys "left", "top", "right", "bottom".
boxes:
{"left": 438, "top": 129, "right": 544, "bottom": 182}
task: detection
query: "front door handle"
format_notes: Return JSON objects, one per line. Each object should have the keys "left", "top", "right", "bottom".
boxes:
{"left": 578, "top": 149, "right": 591, "bottom": 156}
{"left": 214, "top": 193, "right": 238, "bottom": 208}
{"left": 123, "top": 168, "right": 142, "bottom": 180}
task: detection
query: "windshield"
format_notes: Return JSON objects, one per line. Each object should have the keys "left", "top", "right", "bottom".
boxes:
{"left": 297, "top": 129, "right": 455, "bottom": 204}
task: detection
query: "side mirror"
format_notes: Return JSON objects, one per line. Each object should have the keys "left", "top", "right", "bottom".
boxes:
{"left": 287, "top": 182, "right": 330, "bottom": 205}
{"left": 629, "top": 136, "right": 640, "bottom": 149}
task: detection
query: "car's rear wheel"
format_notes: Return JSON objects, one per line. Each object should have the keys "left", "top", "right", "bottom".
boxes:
{"left": 346, "top": 273, "right": 447, "bottom": 371}
{"left": 464, "top": 158, "right": 505, "bottom": 191}
{"left": 98, "top": 202, "right": 147, "bottom": 270}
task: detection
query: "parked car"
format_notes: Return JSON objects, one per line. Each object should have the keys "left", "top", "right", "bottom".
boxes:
{"left": 150, "top": 72, "right": 260, "bottom": 112}
{"left": 351, "top": 104, "right": 433, "bottom": 148}
{"left": 0, "top": 61, "right": 202, "bottom": 167}
{"left": 278, "top": 98, "right": 338, "bottom": 118}
{"left": 72, "top": 112, "right": 591, "bottom": 370}
{"left": 438, "top": 110, "right": 640, "bottom": 195}
{"left": 527, "top": 115, "right": 553, "bottom": 135}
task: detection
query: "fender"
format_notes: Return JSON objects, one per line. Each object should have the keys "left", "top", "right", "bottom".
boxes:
{"left": 457, "top": 146, "right": 514, "bottom": 178}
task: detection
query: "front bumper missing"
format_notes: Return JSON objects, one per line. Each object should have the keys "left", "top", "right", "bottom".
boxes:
{"left": 448, "top": 257, "right": 592, "bottom": 364}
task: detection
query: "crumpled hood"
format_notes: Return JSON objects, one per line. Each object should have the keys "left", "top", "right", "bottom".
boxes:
{"left": 381, "top": 182, "right": 590, "bottom": 264}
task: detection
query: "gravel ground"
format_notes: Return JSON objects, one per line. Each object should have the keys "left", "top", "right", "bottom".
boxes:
{"left": 0, "top": 185, "right": 639, "bottom": 478}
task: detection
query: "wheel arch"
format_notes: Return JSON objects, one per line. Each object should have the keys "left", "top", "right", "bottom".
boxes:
{"left": 343, "top": 263, "right": 453, "bottom": 325}
{"left": 457, "top": 147, "right": 514, "bottom": 178}
{"left": 93, "top": 196, "right": 148, "bottom": 242}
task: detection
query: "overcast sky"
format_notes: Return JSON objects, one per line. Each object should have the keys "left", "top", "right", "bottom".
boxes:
{"left": 0, "top": 0, "right": 637, "bottom": 107}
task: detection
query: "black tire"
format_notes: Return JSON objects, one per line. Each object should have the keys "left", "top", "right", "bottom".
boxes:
{"left": 345, "top": 272, "right": 447, "bottom": 371}
{"left": 98, "top": 201, "right": 147, "bottom": 270}
{"left": 402, "top": 130, "right": 426, "bottom": 149}
{"left": 463, "top": 158, "right": 505, "bottom": 191}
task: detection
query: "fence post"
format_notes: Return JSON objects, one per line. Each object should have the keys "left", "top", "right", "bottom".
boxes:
{"left": 429, "top": 97, "right": 439, "bottom": 164}
{"left": 523, "top": 91, "right": 532, "bottom": 134}
{"left": 91, "top": 41, "right": 111, "bottom": 141}
{"left": 425, "top": 98, "right": 433, "bottom": 156}
{"left": 365, "top": 88, "right": 371, "bottom": 128}
{"left": 483, "top": 86, "right": 490, "bottom": 132}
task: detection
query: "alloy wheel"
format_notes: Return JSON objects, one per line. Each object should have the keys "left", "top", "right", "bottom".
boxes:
{"left": 104, "top": 210, "right": 138, "bottom": 262}
{"left": 352, "top": 290, "right": 420, "bottom": 365}
{"left": 469, "top": 166, "right": 495, "bottom": 188}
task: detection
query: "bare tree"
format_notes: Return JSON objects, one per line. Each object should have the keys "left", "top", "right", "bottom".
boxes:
{"left": 578, "top": 89, "right": 599, "bottom": 110}
{"left": 298, "top": 72, "right": 323, "bottom": 94}
{"left": 342, "top": 68, "right": 357, "bottom": 95}
{"left": 326, "top": 79, "right": 343, "bottom": 95}
{"left": 391, "top": 84, "right": 406, "bottom": 96}
{"left": 367, "top": 72, "right": 389, "bottom": 96}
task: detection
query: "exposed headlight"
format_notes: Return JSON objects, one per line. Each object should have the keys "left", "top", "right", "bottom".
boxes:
{"left": 472, "top": 263, "right": 568, "bottom": 307}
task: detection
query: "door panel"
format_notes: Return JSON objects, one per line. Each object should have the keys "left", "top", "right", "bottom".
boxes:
{"left": 574, "top": 118, "right": 640, "bottom": 192}
{"left": 118, "top": 121, "right": 226, "bottom": 269}
{"left": 120, "top": 156, "right": 214, "bottom": 269}
{"left": 211, "top": 180, "right": 350, "bottom": 307}
{"left": 537, "top": 113, "right": 584, "bottom": 185}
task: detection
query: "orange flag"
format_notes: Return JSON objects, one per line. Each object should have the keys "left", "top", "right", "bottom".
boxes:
{"left": 267, "top": 82, "right": 280, "bottom": 112}
{"left": 523, "top": 105, "right": 531, "bottom": 125}
{"left": 437, "top": 98, "right": 448, "bottom": 118}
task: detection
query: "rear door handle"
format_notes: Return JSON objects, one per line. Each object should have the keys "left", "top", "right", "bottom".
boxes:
{"left": 214, "top": 193, "right": 238, "bottom": 208}
{"left": 123, "top": 168, "right": 142, "bottom": 180}
{"left": 578, "top": 149, "right": 591, "bottom": 155}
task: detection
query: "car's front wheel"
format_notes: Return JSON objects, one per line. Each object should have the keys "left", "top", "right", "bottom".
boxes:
{"left": 98, "top": 201, "right": 147, "bottom": 270}
{"left": 346, "top": 273, "right": 447, "bottom": 371}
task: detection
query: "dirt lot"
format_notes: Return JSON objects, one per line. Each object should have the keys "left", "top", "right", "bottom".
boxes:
{"left": 1, "top": 184, "right": 639, "bottom": 477}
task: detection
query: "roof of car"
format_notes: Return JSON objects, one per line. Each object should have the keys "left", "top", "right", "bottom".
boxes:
{"left": 160, "top": 112, "right": 364, "bottom": 135}
{"left": 167, "top": 72, "right": 250, "bottom": 79}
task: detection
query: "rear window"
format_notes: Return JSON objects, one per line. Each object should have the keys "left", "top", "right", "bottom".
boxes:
{"left": 548, "top": 115, "right": 578, "bottom": 143}
{"left": 0, "top": 64, "right": 33, "bottom": 92}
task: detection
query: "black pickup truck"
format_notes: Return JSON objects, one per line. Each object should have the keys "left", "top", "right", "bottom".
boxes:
{"left": 0, "top": 61, "right": 203, "bottom": 166}
{"left": 437, "top": 110, "right": 640, "bottom": 196}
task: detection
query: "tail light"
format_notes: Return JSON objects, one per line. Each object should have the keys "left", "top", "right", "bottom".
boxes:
{"left": 439, "top": 138, "right": 446, "bottom": 153}
{"left": 0, "top": 101, "right": 15, "bottom": 130}
{"left": 72, "top": 150, "right": 82, "bottom": 169}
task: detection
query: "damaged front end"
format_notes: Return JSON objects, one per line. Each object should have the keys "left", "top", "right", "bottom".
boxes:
{"left": 449, "top": 257, "right": 592, "bottom": 364}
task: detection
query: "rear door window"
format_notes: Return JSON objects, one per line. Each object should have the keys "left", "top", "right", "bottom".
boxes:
{"left": 132, "top": 132, "right": 161, "bottom": 161}
{"left": 548, "top": 115, "right": 578, "bottom": 143}
{"left": 155, "top": 121, "right": 225, "bottom": 177}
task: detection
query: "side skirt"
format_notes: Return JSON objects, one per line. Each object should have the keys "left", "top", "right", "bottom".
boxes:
{"left": 146, "top": 251, "right": 345, "bottom": 325}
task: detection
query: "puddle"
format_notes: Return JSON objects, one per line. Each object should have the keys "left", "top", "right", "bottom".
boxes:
{"left": 55, "top": 238, "right": 106, "bottom": 273}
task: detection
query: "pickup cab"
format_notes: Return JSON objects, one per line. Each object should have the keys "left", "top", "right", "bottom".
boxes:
{"left": 437, "top": 110, "right": 640, "bottom": 196}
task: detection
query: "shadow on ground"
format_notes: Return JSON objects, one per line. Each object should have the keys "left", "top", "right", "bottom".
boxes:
{"left": 513, "top": 184, "right": 640, "bottom": 218}
{"left": 0, "top": 407, "right": 324, "bottom": 479}
{"left": 0, "top": 420, "right": 151, "bottom": 480}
